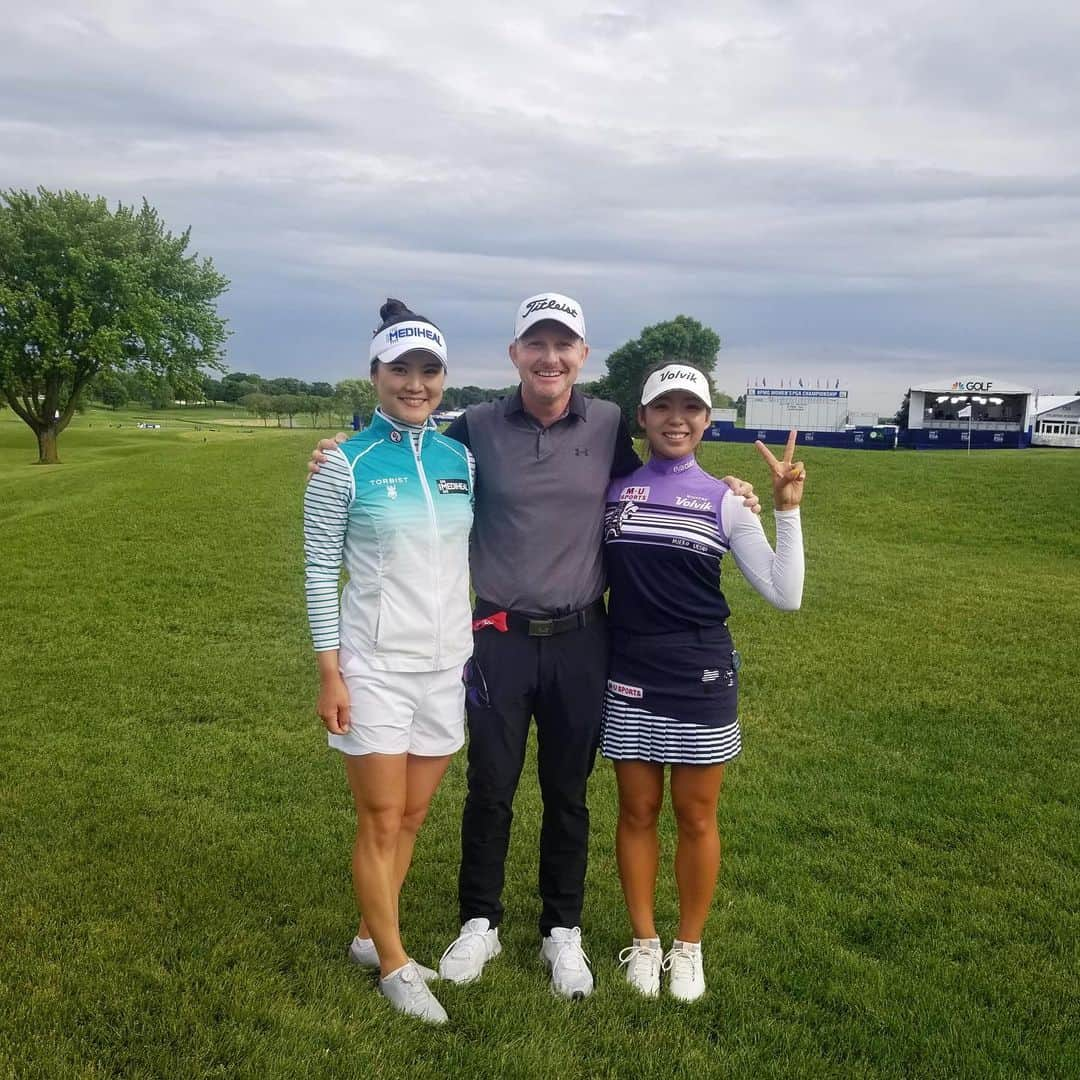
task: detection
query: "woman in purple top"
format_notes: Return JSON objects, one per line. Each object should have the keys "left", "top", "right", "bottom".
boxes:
{"left": 603, "top": 361, "right": 807, "bottom": 1003}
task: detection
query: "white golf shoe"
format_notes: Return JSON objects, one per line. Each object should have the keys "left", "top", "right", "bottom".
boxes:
{"left": 438, "top": 918, "right": 501, "bottom": 984}
{"left": 348, "top": 936, "right": 437, "bottom": 983}
{"left": 663, "top": 940, "right": 705, "bottom": 1002}
{"left": 378, "top": 960, "right": 448, "bottom": 1024}
{"left": 541, "top": 926, "right": 594, "bottom": 1000}
{"left": 618, "top": 938, "right": 663, "bottom": 998}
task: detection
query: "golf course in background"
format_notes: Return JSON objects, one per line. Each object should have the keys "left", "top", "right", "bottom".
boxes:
{"left": 1, "top": 409, "right": 1077, "bottom": 1079}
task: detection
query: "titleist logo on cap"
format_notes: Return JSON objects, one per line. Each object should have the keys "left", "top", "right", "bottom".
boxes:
{"left": 514, "top": 291, "right": 586, "bottom": 340}
{"left": 522, "top": 297, "right": 578, "bottom": 320}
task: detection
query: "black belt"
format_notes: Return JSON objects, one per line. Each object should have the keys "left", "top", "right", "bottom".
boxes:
{"left": 497, "top": 599, "right": 606, "bottom": 637}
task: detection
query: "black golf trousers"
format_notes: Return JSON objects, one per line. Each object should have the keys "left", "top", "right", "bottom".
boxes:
{"left": 458, "top": 607, "right": 608, "bottom": 936}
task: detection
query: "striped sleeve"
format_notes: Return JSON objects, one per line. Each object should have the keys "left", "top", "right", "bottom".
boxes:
{"left": 303, "top": 447, "right": 354, "bottom": 651}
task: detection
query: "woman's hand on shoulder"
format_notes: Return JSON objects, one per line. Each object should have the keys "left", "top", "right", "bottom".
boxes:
{"left": 754, "top": 429, "right": 806, "bottom": 510}
{"left": 307, "top": 433, "right": 350, "bottom": 477}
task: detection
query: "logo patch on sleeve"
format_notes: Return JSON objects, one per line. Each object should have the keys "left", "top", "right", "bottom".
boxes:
{"left": 607, "top": 679, "right": 644, "bottom": 699}
{"left": 436, "top": 478, "right": 469, "bottom": 495}
{"left": 619, "top": 485, "right": 650, "bottom": 502}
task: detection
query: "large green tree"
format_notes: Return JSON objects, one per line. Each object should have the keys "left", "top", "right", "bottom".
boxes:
{"left": 0, "top": 188, "right": 229, "bottom": 463}
{"left": 603, "top": 314, "right": 721, "bottom": 429}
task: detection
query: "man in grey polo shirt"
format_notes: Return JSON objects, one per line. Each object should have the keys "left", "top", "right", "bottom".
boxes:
{"left": 437, "top": 294, "right": 640, "bottom": 999}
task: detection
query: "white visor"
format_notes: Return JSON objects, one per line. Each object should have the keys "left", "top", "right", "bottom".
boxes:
{"left": 514, "top": 292, "right": 586, "bottom": 340}
{"left": 369, "top": 321, "right": 447, "bottom": 367}
{"left": 640, "top": 365, "right": 712, "bottom": 408}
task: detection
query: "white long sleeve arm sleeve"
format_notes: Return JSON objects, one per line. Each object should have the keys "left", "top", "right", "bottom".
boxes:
{"left": 720, "top": 495, "right": 804, "bottom": 611}
{"left": 303, "top": 448, "right": 353, "bottom": 651}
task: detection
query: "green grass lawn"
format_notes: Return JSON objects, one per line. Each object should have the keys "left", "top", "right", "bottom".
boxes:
{"left": 1, "top": 414, "right": 1078, "bottom": 1079}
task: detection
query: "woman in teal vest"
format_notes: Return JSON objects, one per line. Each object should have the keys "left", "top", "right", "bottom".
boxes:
{"left": 303, "top": 299, "right": 474, "bottom": 1025}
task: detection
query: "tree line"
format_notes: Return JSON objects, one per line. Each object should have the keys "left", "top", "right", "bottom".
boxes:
{"left": 84, "top": 368, "right": 524, "bottom": 427}
{"left": 2, "top": 187, "right": 737, "bottom": 462}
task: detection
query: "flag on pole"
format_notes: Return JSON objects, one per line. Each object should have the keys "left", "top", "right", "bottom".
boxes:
{"left": 960, "top": 403, "right": 974, "bottom": 454}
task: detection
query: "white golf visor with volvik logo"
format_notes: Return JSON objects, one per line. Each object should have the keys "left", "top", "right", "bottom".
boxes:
{"left": 370, "top": 321, "right": 448, "bottom": 367}
{"left": 640, "top": 365, "right": 712, "bottom": 408}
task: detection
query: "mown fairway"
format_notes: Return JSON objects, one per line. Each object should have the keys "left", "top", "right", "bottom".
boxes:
{"left": 2, "top": 412, "right": 1078, "bottom": 1079}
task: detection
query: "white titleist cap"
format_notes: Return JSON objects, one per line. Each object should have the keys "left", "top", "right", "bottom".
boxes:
{"left": 369, "top": 321, "right": 447, "bottom": 367}
{"left": 514, "top": 292, "right": 586, "bottom": 340}
{"left": 640, "top": 365, "right": 712, "bottom": 408}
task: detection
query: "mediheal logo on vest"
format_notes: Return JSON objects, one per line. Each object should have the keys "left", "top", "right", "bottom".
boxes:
{"left": 951, "top": 379, "right": 994, "bottom": 391}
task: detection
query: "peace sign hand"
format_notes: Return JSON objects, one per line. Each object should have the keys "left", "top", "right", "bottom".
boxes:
{"left": 754, "top": 429, "right": 806, "bottom": 510}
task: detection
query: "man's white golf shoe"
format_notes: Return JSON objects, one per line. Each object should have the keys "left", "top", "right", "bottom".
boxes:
{"left": 438, "top": 918, "right": 502, "bottom": 984}
{"left": 541, "top": 926, "right": 594, "bottom": 1000}
{"left": 378, "top": 961, "right": 449, "bottom": 1025}
{"left": 618, "top": 937, "right": 663, "bottom": 998}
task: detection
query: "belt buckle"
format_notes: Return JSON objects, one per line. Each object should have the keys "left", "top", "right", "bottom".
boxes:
{"left": 529, "top": 618, "right": 554, "bottom": 637}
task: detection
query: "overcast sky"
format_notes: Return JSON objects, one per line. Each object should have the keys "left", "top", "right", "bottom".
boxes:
{"left": 3, "top": 1, "right": 1079, "bottom": 413}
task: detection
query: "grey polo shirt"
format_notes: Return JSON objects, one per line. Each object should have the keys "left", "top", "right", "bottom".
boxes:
{"left": 445, "top": 386, "right": 640, "bottom": 615}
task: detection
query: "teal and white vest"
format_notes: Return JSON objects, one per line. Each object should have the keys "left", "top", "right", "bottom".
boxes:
{"left": 304, "top": 409, "right": 475, "bottom": 671}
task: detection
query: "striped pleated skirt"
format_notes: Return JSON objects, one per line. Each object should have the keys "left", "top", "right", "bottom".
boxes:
{"left": 601, "top": 625, "right": 742, "bottom": 766}
{"left": 601, "top": 692, "right": 742, "bottom": 765}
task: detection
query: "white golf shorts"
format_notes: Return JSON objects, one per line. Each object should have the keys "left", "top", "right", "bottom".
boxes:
{"left": 328, "top": 647, "right": 466, "bottom": 757}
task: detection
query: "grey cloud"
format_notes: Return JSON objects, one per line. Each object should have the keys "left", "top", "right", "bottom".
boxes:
{"left": 893, "top": 17, "right": 1080, "bottom": 127}
{"left": 2, "top": 0, "right": 1077, "bottom": 401}
{"left": 0, "top": 72, "right": 324, "bottom": 136}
